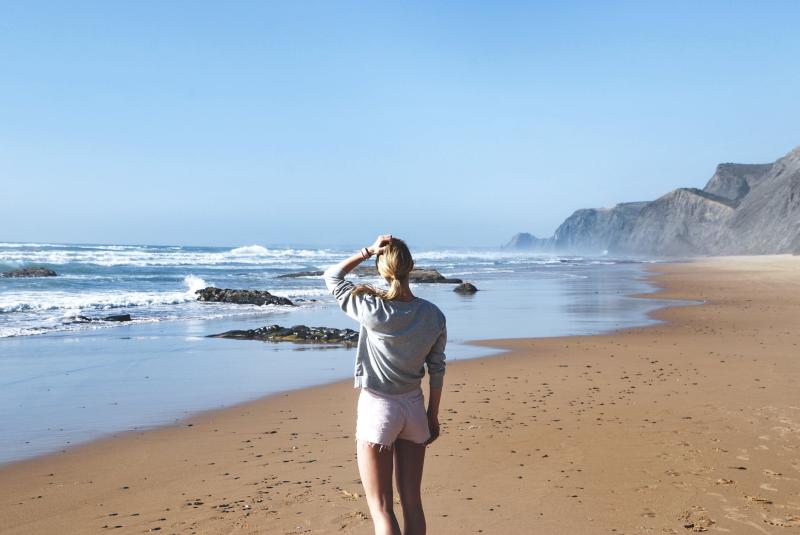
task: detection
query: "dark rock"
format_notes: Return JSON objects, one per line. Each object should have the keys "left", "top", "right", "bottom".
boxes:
{"left": 278, "top": 266, "right": 462, "bottom": 284}
{"left": 407, "top": 269, "right": 462, "bottom": 284}
{"left": 2, "top": 267, "right": 58, "bottom": 278}
{"left": 195, "top": 287, "right": 293, "bottom": 306}
{"left": 64, "top": 314, "right": 132, "bottom": 324}
{"left": 208, "top": 324, "right": 358, "bottom": 345}
{"left": 103, "top": 314, "right": 132, "bottom": 322}
{"left": 453, "top": 282, "right": 479, "bottom": 294}
{"left": 63, "top": 315, "right": 92, "bottom": 324}
{"left": 277, "top": 270, "right": 323, "bottom": 278}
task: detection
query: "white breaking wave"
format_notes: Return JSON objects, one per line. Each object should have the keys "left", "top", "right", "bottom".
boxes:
{"left": 0, "top": 290, "right": 191, "bottom": 313}
{"left": 183, "top": 274, "right": 208, "bottom": 294}
{"left": 0, "top": 275, "right": 209, "bottom": 314}
{"left": 229, "top": 245, "right": 271, "bottom": 256}
{"left": 0, "top": 245, "right": 337, "bottom": 267}
{"left": 271, "top": 288, "right": 329, "bottom": 298}
{"left": 0, "top": 242, "right": 64, "bottom": 248}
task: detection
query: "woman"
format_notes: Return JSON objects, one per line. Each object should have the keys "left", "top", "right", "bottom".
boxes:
{"left": 323, "top": 234, "right": 446, "bottom": 535}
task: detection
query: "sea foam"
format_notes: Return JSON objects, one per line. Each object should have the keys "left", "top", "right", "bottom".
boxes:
{"left": 183, "top": 274, "right": 208, "bottom": 294}
{"left": 229, "top": 245, "right": 271, "bottom": 256}
{"left": 0, "top": 275, "right": 210, "bottom": 315}
{"left": 0, "top": 244, "right": 335, "bottom": 267}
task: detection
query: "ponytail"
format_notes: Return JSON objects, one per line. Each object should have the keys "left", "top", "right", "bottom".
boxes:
{"left": 352, "top": 275, "right": 406, "bottom": 300}
{"left": 351, "top": 238, "right": 414, "bottom": 301}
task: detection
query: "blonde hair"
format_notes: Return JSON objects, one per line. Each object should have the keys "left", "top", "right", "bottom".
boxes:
{"left": 352, "top": 238, "right": 414, "bottom": 301}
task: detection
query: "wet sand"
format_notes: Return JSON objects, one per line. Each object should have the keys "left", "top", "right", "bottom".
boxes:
{"left": 1, "top": 255, "right": 799, "bottom": 534}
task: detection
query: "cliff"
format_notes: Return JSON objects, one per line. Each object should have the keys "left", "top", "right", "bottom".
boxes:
{"left": 721, "top": 146, "right": 800, "bottom": 254}
{"left": 506, "top": 145, "right": 800, "bottom": 256}
{"left": 552, "top": 202, "right": 649, "bottom": 253}
{"left": 611, "top": 189, "right": 736, "bottom": 256}
{"left": 702, "top": 163, "right": 773, "bottom": 205}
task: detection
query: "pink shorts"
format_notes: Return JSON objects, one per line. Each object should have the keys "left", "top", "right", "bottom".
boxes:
{"left": 356, "top": 387, "right": 431, "bottom": 448}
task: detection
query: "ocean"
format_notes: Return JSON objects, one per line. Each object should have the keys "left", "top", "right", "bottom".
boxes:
{"left": 0, "top": 242, "right": 672, "bottom": 464}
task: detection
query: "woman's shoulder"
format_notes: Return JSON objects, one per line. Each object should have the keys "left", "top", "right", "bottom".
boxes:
{"left": 412, "top": 297, "right": 446, "bottom": 321}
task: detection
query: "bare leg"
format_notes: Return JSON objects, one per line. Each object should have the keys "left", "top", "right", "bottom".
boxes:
{"left": 394, "top": 439, "right": 426, "bottom": 535}
{"left": 357, "top": 441, "right": 401, "bottom": 535}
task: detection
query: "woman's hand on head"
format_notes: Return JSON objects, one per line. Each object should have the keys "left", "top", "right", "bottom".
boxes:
{"left": 368, "top": 234, "right": 393, "bottom": 256}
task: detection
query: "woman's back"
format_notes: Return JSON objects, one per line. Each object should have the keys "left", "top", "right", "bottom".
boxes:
{"left": 323, "top": 266, "right": 446, "bottom": 395}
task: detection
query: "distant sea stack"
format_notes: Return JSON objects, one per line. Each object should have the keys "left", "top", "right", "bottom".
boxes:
{"left": 504, "top": 233, "right": 553, "bottom": 250}
{"left": 506, "top": 145, "right": 800, "bottom": 256}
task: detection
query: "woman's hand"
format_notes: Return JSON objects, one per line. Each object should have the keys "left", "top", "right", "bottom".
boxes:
{"left": 425, "top": 412, "right": 440, "bottom": 445}
{"left": 368, "top": 234, "right": 393, "bottom": 256}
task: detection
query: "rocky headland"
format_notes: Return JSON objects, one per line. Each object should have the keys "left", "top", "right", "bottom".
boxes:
{"left": 506, "top": 145, "right": 800, "bottom": 256}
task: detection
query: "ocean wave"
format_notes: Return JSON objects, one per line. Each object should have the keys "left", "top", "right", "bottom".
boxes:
{"left": 229, "top": 244, "right": 271, "bottom": 256}
{"left": 0, "top": 302, "right": 295, "bottom": 338}
{"left": 271, "top": 288, "right": 329, "bottom": 298}
{"left": 0, "top": 245, "right": 338, "bottom": 267}
{"left": 0, "top": 242, "right": 64, "bottom": 248}
{"left": 183, "top": 274, "right": 208, "bottom": 293}
{"left": 0, "top": 275, "right": 209, "bottom": 314}
{"left": 413, "top": 250, "right": 589, "bottom": 265}
{"left": 0, "top": 316, "right": 164, "bottom": 338}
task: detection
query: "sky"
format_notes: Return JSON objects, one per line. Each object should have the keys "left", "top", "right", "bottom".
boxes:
{"left": 1, "top": 1, "right": 799, "bottom": 249}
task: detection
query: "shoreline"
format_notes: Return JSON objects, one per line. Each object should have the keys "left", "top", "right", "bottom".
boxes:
{"left": 0, "top": 259, "right": 665, "bottom": 466}
{"left": 2, "top": 255, "right": 799, "bottom": 533}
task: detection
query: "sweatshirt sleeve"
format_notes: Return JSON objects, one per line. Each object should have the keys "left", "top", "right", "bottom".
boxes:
{"left": 323, "top": 265, "right": 365, "bottom": 323}
{"left": 425, "top": 322, "right": 447, "bottom": 388}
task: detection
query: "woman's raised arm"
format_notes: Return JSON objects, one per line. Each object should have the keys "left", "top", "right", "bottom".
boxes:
{"left": 322, "top": 234, "right": 393, "bottom": 322}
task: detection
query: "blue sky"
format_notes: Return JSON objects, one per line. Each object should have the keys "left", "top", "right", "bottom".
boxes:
{"left": 2, "top": 1, "right": 799, "bottom": 248}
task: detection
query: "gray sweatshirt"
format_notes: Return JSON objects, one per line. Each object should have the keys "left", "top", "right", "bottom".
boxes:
{"left": 323, "top": 266, "right": 446, "bottom": 394}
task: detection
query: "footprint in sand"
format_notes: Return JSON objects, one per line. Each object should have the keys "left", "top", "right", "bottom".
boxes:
{"left": 335, "top": 510, "right": 369, "bottom": 529}
{"left": 723, "top": 505, "right": 774, "bottom": 534}
{"left": 679, "top": 505, "right": 715, "bottom": 532}
{"left": 764, "top": 515, "right": 800, "bottom": 528}
{"left": 338, "top": 489, "right": 361, "bottom": 501}
{"left": 744, "top": 494, "right": 773, "bottom": 505}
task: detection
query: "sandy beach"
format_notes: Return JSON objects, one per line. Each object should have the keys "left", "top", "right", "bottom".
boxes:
{"left": 2, "top": 255, "right": 800, "bottom": 534}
